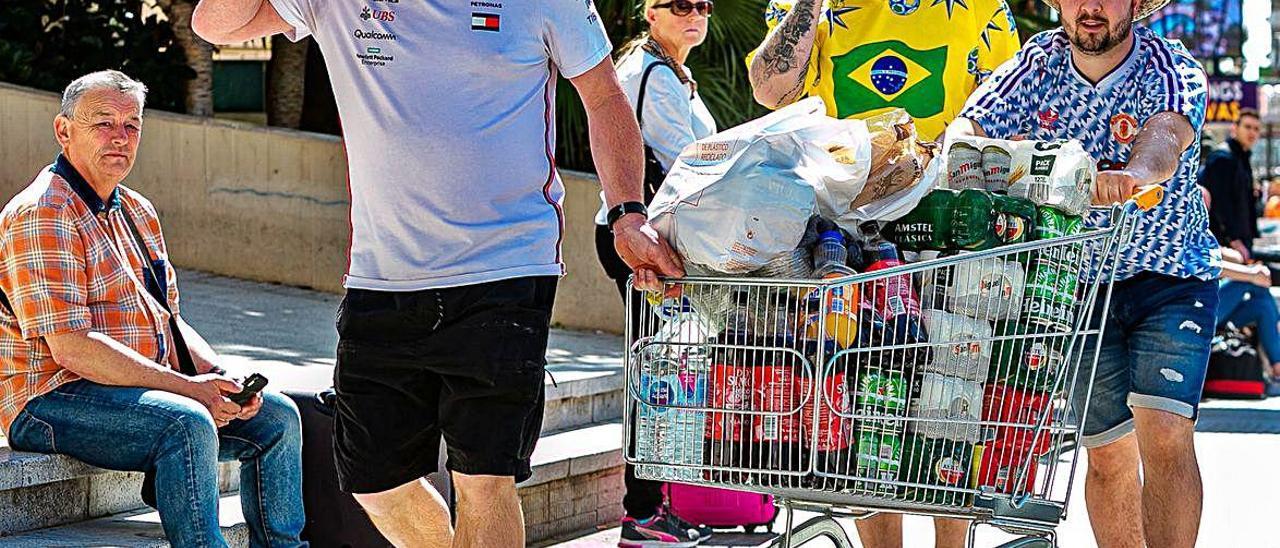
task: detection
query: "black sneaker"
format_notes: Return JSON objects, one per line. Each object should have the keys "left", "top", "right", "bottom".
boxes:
{"left": 667, "top": 511, "right": 714, "bottom": 543}
{"left": 618, "top": 511, "right": 702, "bottom": 548}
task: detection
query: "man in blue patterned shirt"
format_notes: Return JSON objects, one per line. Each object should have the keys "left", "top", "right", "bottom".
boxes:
{"left": 948, "top": 0, "right": 1218, "bottom": 546}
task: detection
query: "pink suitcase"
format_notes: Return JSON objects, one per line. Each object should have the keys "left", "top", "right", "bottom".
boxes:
{"left": 663, "top": 483, "right": 778, "bottom": 533}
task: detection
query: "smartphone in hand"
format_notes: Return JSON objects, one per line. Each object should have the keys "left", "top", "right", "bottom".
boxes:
{"left": 229, "top": 373, "right": 269, "bottom": 406}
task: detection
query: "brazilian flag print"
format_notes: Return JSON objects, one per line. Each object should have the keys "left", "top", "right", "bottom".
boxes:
{"left": 830, "top": 41, "right": 948, "bottom": 120}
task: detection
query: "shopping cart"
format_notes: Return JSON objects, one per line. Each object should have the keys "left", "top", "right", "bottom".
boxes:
{"left": 623, "top": 188, "right": 1164, "bottom": 547}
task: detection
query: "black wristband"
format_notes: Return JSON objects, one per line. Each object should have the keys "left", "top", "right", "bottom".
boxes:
{"left": 607, "top": 201, "right": 648, "bottom": 231}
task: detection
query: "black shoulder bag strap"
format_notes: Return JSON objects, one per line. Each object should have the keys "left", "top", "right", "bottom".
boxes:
{"left": 636, "top": 60, "right": 685, "bottom": 203}
{"left": 120, "top": 211, "right": 198, "bottom": 377}
{"left": 121, "top": 210, "right": 201, "bottom": 509}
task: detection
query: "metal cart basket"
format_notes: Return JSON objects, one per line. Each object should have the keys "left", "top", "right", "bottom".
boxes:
{"left": 623, "top": 190, "right": 1163, "bottom": 547}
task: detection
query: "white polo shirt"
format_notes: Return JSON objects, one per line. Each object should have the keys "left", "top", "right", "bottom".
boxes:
{"left": 269, "top": 0, "right": 612, "bottom": 290}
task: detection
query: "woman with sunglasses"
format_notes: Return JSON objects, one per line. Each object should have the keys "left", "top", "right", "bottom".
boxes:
{"left": 592, "top": 0, "right": 717, "bottom": 547}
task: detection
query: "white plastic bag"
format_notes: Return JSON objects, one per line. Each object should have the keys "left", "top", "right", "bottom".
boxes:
{"left": 649, "top": 98, "right": 871, "bottom": 274}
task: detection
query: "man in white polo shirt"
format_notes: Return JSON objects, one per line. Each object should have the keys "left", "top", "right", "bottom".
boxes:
{"left": 192, "top": 1, "right": 683, "bottom": 546}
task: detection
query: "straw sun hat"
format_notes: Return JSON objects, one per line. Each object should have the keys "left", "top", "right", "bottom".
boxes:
{"left": 1041, "top": 0, "right": 1170, "bottom": 21}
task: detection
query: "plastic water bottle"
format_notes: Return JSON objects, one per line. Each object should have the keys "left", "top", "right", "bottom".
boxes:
{"left": 813, "top": 230, "right": 850, "bottom": 277}
{"left": 637, "top": 312, "right": 711, "bottom": 481}
{"left": 636, "top": 355, "right": 708, "bottom": 481}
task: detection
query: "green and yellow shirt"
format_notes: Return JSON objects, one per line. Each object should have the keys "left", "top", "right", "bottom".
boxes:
{"left": 750, "top": 0, "right": 1021, "bottom": 140}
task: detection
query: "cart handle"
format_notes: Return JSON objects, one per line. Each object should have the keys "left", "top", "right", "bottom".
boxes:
{"left": 1130, "top": 184, "right": 1163, "bottom": 212}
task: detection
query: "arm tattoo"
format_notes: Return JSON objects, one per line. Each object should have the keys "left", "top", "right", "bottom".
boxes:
{"left": 751, "top": 0, "right": 820, "bottom": 104}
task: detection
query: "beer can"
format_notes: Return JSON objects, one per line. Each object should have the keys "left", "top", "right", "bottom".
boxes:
{"left": 947, "top": 142, "right": 985, "bottom": 190}
{"left": 854, "top": 428, "right": 903, "bottom": 496}
{"left": 908, "top": 373, "right": 983, "bottom": 443}
{"left": 854, "top": 368, "right": 908, "bottom": 414}
{"left": 1034, "top": 206, "right": 1083, "bottom": 241}
{"left": 982, "top": 145, "right": 1012, "bottom": 193}
{"left": 900, "top": 434, "right": 974, "bottom": 504}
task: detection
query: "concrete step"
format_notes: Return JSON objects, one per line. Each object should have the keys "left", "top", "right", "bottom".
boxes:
{"left": 0, "top": 493, "right": 248, "bottom": 547}
{"left": 521, "top": 421, "right": 626, "bottom": 545}
{"left": 0, "top": 444, "right": 239, "bottom": 536}
{"left": 3, "top": 420, "right": 626, "bottom": 546}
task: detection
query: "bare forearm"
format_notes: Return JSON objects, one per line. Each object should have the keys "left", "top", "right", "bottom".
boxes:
{"left": 192, "top": 0, "right": 289, "bottom": 44}
{"left": 748, "top": 0, "right": 823, "bottom": 109}
{"left": 1127, "top": 112, "right": 1195, "bottom": 186}
{"left": 45, "top": 331, "right": 192, "bottom": 395}
{"left": 589, "top": 91, "right": 645, "bottom": 208}
{"left": 944, "top": 117, "right": 987, "bottom": 141}
{"left": 1220, "top": 261, "right": 1255, "bottom": 282}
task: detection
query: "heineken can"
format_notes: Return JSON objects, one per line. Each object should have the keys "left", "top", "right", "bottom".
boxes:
{"left": 1034, "top": 206, "right": 1084, "bottom": 241}
{"left": 1024, "top": 207, "right": 1083, "bottom": 332}
{"left": 947, "top": 142, "right": 985, "bottom": 190}
{"left": 854, "top": 429, "right": 903, "bottom": 496}
{"left": 982, "top": 145, "right": 1013, "bottom": 193}
{"left": 854, "top": 368, "right": 908, "bottom": 414}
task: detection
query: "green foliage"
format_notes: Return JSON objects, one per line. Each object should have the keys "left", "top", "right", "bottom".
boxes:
{"left": 555, "top": 0, "right": 770, "bottom": 172}
{"left": 1010, "top": 1, "right": 1057, "bottom": 40}
{"left": 554, "top": 0, "right": 1056, "bottom": 172}
{"left": 0, "top": 0, "right": 192, "bottom": 113}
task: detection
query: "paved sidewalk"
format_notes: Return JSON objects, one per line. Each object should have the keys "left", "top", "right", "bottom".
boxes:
{"left": 551, "top": 398, "right": 1280, "bottom": 548}
{"left": 177, "top": 270, "right": 1280, "bottom": 547}
{"left": 176, "top": 270, "right": 624, "bottom": 392}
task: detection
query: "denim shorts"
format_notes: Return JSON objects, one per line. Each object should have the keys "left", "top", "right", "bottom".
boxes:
{"left": 1072, "top": 272, "right": 1219, "bottom": 448}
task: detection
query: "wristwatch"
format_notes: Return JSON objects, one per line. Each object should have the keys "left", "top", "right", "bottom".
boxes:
{"left": 607, "top": 201, "right": 648, "bottom": 232}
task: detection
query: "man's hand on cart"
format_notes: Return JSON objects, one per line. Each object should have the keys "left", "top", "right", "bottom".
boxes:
{"left": 1092, "top": 170, "right": 1142, "bottom": 206}
{"left": 614, "top": 213, "right": 685, "bottom": 292}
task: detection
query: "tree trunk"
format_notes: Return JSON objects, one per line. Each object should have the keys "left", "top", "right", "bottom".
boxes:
{"left": 267, "top": 35, "right": 310, "bottom": 129}
{"left": 160, "top": 0, "right": 214, "bottom": 116}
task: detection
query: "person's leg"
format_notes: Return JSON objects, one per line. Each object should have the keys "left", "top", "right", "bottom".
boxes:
{"left": 333, "top": 288, "right": 453, "bottom": 546}
{"left": 1083, "top": 435, "right": 1144, "bottom": 548}
{"left": 1123, "top": 275, "right": 1216, "bottom": 548}
{"left": 1221, "top": 284, "right": 1280, "bottom": 366}
{"left": 1213, "top": 280, "right": 1250, "bottom": 329}
{"left": 853, "top": 513, "right": 902, "bottom": 548}
{"left": 218, "top": 391, "right": 306, "bottom": 547}
{"left": 932, "top": 518, "right": 969, "bottom": 548}
{"left": 1132, "top": 408, "right": 1200, "bottom": 548}
{"left": 1072, "top": 283, "right": 1140, "bottom": 548}
{"left": 623, "top": 464, "right": 665, "bottom": 520}
{"left": 451, "top": 473, "right": 526, "bottom": 547}
{"left": 429, "top": 277, "right": 559, "bottom": 548}
{"left": 9, "top": 381, "right": 226, "bottom": 547}
{"left": 351, "top": 479, "right": 453, "bottom": 548}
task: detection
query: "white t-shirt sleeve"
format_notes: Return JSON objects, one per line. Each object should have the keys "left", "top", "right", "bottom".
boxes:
{"left": 541, "top": 0, "right": 613, "bottom": 79}
{"left": 640, "top": 66, "right": 698, "bottom": 171}
{"left": 268, "top": 0, "right": 316, "bottom": 42}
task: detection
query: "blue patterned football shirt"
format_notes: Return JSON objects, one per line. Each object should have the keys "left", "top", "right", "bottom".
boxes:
{"left": 960, "top": 27, "right": 1220, "bottom": 282}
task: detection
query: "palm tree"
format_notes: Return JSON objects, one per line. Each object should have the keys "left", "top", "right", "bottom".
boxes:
{"left": 156, "top": 0, "right": 214, "bottom": 116}
{"left": 555, "top": 0, "right": 770, "bottom": 172}
{"left": 267, "top": 35, "right": 309, "bottom": 129}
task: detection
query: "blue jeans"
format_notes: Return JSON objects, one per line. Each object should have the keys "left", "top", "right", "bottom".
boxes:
{"left": 7, "top": 381, "right": 307, "bottom": 548}
{"left": 1216, "top": 280, "right": 1280, "bottom": 364}
{"left": 1073, "top": 273, "right": 1219, "bottom": 448}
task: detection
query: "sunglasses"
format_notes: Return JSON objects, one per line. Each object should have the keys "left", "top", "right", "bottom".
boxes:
{"left": 652, "top": 0, "right": 714, "bottom": 16}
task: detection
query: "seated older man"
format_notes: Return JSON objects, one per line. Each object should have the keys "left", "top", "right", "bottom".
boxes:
{"left": 0, "top": 71, "right": 305, "bottom": 547}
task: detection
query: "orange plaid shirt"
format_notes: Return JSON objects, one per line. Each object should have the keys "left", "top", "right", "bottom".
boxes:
{"left": 0, "top": 157, "right": 180, "bottom": 435}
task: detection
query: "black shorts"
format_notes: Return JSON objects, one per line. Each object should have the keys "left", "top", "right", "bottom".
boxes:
{"left": 333, "top": 276, "right": 557, "bottom": 494}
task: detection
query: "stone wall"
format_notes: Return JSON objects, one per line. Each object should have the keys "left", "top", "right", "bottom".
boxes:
{"left": 0, "top": 82, "right": 623, "bottom": 334}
